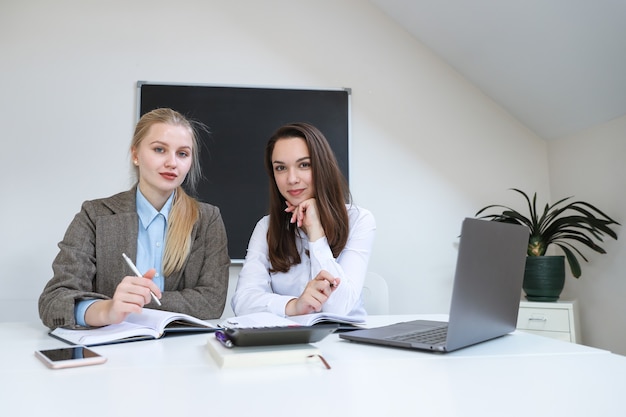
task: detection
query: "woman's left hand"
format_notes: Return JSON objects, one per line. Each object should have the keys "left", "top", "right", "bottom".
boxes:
{"left": 285, "top": 270, "right": 340, "bottom": 316}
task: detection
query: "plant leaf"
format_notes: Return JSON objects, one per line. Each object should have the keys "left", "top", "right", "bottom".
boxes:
{"left": 556, "top": 244, "right": 582, "bottom": 278}
{"left": 474, "top": 189, "right": 619, "bottom": 278}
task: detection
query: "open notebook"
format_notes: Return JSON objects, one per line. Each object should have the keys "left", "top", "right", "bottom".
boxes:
{"left": 49, "top": 308, "right": 218, "bottom": 346}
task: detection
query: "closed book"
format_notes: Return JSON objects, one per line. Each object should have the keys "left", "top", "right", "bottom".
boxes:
{"left": 206, "top": 336, "right": 326, "bottom": 369}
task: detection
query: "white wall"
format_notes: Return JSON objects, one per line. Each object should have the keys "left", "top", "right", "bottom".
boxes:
{"left": 549, "top": 115, "right": 626, "bottom": 354}
{"left": 1, "top": 1, "right": 549, "bottom": 331}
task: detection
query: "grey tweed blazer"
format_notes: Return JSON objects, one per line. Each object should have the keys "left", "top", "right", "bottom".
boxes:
{"left": 38, "top": 188, "right": 230, "bottom": 329}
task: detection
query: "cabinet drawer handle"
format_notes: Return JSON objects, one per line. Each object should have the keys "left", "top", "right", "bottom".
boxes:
{"left": 528, "top": 316, "right": 547, "bottom": 322}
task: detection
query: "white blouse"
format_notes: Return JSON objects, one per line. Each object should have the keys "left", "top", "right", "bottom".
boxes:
{"left": 231, "top": 205, "right": 376, "bottom": 317}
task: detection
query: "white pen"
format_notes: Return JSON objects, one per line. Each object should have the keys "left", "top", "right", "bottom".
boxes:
{"left": 122, "top": 252, "right": 162, "bottom": 306}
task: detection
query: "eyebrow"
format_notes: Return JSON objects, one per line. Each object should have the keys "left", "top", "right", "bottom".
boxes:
{"left": 272, "top": 156, "right": 311, "bottom": 165}
{"left": 149, "top": 140, "right": 192, "bottom": 151}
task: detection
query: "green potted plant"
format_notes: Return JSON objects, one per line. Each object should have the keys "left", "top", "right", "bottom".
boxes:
{"left": 475, "top": 188, "right": 619, "bottom": 301}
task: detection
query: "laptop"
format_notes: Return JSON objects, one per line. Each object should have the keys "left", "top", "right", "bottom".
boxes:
{"left": 340, "top": 217, "right": 528, "bottom": 352}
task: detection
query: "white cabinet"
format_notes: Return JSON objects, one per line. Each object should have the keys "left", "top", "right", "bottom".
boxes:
{"left": 517, "top": 300, "right": 580, "bottom": 343}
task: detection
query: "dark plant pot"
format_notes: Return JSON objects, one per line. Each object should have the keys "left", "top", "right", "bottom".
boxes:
{"left": 522, "top": 256, "right": 565, "bottom": 302}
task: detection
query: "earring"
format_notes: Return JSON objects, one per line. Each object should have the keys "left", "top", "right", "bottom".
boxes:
{"left": 133, "top": 159, "right": 139, "bottom": 166}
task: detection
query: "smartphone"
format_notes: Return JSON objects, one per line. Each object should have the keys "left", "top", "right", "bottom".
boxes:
{"left": 35, "top": 346, "right": 107, "bottom": 369}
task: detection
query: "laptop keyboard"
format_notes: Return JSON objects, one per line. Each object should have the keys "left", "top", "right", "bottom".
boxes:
{"left": 386, "top": 326, "right": 448, "bottom": 345}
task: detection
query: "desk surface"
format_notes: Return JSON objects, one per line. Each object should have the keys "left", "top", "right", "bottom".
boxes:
{"left": 2, "top": 315, "right": 624, "bottom": 417}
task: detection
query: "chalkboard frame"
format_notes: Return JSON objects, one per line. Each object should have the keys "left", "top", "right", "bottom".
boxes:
{"left": 137, "top": 82, "right": 351, "bottom": 263}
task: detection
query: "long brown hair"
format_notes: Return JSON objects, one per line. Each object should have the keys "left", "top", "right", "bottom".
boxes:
{"left": 264, "top": 122, "right": 350, "bottom": 273}
{"left": 131, "top": 108, "right": 204, "bottom": 276}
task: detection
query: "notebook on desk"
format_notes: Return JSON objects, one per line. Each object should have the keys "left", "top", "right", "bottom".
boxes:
{"left": 340, "top": 217, "right": 528, "bottom": 352}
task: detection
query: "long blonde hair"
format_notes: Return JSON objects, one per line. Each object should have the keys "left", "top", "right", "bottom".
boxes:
{"left": 131, "top": 108, "right": 203, "bottom": 276}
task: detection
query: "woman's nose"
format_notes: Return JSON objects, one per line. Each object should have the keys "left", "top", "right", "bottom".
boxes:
{"left": 287, "top": 169, "right": 299, "bottom": 184}
{"left": 165, "top": 152, "right": 177, "bottom": 167}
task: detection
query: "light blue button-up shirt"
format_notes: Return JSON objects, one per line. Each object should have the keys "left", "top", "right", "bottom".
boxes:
{"left": 135, "top": 188, "right": 173, "bottom": 290}
{"left": 74, "top": 189, "right": 173, "bottom": 326}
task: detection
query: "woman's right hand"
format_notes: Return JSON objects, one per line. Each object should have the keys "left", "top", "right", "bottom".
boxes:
{"left": 84, "top": 269, "right": 162, "bottom": 326}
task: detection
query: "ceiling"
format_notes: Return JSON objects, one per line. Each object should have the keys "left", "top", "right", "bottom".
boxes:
{"left": 370, "top": 0, "right": 626, "bottom": 140}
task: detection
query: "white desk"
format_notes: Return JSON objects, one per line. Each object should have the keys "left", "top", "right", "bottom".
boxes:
{"left": 1, "top": 315, "right": 624, "bottom": 417}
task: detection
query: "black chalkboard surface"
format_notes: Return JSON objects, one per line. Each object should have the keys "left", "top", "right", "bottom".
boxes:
{"left": 137, "top": 82, "right": 350, "bottom": 261}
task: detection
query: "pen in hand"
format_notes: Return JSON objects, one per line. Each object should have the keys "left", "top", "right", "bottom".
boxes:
{"left": 121, "top": 253, "right": 162, "bottom": 306}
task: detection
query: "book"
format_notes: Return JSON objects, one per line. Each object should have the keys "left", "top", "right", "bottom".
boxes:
{"left": 220, "top": 311, "right": 365, "bottom": 329}
{"left": 49, "top": 308, "right": 218, "bottom": 346}
{"left": 206, "top": 336, "right": 329, "bottom": 369}
{"left": 289, "top": 312, "right": 365, "bottom": 327}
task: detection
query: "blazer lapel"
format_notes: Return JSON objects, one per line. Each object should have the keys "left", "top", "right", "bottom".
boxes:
{"left": 94, "top": 190, "right": 139, "bottom": 287}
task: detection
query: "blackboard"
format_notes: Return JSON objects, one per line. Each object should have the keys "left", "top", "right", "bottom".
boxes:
{"left": 137, "top": 82, "right": 351, "bottom": 262}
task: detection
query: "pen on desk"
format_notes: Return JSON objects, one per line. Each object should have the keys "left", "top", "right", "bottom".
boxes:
{"left": 215, "top": 330, "right": 233, "bottom": 348}
{"left": 121, "top": 253, "right": 162, "bottom": 306}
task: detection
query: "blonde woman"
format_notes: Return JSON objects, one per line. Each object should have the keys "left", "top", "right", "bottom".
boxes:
{"left": 39, "top": 108, "right": 230, "bottom": 329}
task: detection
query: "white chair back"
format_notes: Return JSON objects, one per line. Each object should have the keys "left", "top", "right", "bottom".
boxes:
{"left": 362, "top": 271, "right": 389, "bottom": 315}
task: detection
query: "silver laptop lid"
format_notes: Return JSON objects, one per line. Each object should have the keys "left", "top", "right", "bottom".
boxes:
{"left": 444, "top": 218, "right": 528, "bottom": 351}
